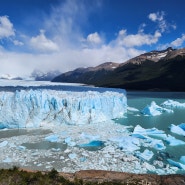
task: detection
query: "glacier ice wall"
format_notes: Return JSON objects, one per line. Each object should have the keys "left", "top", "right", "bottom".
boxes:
{"left": 0, "top": 89, "right": 127, "bottom": 128}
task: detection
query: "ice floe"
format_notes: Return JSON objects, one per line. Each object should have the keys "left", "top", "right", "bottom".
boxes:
{"left": 180, "top": 156, "right": 185, "bottom": 165}
{"left": 135, "top": 149, "right": 154, "bottom": 161}
{"left": 141, "top": 101, "right": 173, "bottom": 116}
{"left": 170, "top": 124, "right": 185, "bottom": 136}
{"left": 79, "top": 140, "right": 104, "bottom": 149}
{"left": 178, "top": 123, "right": 185, "bottom": 131}
{"left": 109, "top": 136, "right": 140, "bottom": 152}
{"left": 127, "top": 106, "right": 139, "bottom": 112}
{"left": 45, "top": 135, "right": 59, "bottom": 142}
{"left": 161, "top": 100, "right": 185, "bottom": 109}
{"left": 167, "top": 159, "right": 185, "bottom": 170}
{"left": 0, "top": 141, "right": 8, "bottom": 147}
{"left": 132, "top": 125, "right": 167, "bottom": 140}
{"left": 165, "top": 135, "right": 185, "bottom": 146}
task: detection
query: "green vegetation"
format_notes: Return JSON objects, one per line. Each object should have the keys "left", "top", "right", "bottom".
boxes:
{"left": 0, "top": 166, "right": 149, "bottom": 185}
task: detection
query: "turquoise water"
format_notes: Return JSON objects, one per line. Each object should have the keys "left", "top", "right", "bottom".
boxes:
{"left": 115, "top": 91, "right": 185, "bottom": 166}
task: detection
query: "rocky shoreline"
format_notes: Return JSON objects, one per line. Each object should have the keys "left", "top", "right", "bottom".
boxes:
{"left": 22, "top": 168, "right": 185, "bottom": 185}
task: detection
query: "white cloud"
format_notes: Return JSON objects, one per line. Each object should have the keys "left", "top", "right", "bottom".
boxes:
{"left": 116, "top": 29, "right": 161, "bottom": 47}
{"left": 0, "top": 45, "right": 145, "bottom": 77}
{"left": 13, "top": 40, "right": 24, "bottom": 46}
{"left": 171, "top": 34, "right": 185, "bottom": 47}
{"left": 148, "top": 11, "right": 176, "bottom": 33}
{"left": 0, "top": 16, "right": 15, "bottom": 39}
{"left": 149, "top": 12, "right": 164, "bottom": 22}
{"left": 30, "top": 30, "right": 59, "bottom": 52}
{"left": 87, "top": 32, "right": 102, "bottom": 44}
{"left": 157, "top": 34, "right": 185, "bottom": 50}
{"left": 0, "top": 1, "right": 154, "bottom": 77}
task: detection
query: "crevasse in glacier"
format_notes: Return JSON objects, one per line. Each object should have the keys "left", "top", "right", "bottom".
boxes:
{"left": 0, "top": 89, "right": 127, "bottom": 128}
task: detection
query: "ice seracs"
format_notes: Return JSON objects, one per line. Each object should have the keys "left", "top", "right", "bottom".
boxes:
{"left": 0, "top": 89, "right": 127, "bottom": 128}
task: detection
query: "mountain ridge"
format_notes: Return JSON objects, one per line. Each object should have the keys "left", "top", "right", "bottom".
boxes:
{"left": 52, "top": 47, "right": 185, "bottom": 91}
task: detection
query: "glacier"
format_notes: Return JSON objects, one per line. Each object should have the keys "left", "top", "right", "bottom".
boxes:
{"left": 0, "top": 88, "right": 127, "bottom": 128}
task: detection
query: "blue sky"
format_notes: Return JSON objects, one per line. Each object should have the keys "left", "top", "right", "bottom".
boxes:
{"left": 0, "top": 0, "right": 185, "bottom": 76}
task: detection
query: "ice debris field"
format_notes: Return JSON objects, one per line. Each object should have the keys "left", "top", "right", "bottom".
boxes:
{"left": 0, "top": 80, "right": 185, "bottom": 175}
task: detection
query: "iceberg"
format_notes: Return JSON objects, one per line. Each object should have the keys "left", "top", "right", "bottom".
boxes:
{"left": 109, "top": 136, "right": 140, "bottom": 152}
{"left": 180, "top": 156, "right": 185, "bottom": 165}
{"left": 45, "top": 135, "right": 59, "bottom": 142}
{"left": 64, "top": 137, "right": 76, "bottom": 147}
{"left": 170, "top": 124, "right": 185, "bottom": 136}
{"left": 127, "top": 106, "right": 139, "bottom": 112}
{"left": 165, "top": 135, "right": 185, "bottom": 146}
{"left": 132, "top": 125, "right": 167, "bottom": 140}
{"left": 161, "top": 99, "right": 185, "bottom": 109}
{"left": 79, "top": 140, "right": 104, "bottom": 148}
{"left": 0, "top": 141, "right": 8, "bottom": 147}
{"left": 135, "top": 149, "right": 154, "bottom": 161}
{"left": 150, "top": 139, "right": 166, "bottom": 150}
{"left": 167, "top": 159, "right": 185, "bottom": 170}
{"left": 141, "top": 101, "right": 173, "bottom": 116}
{"left": 178, "top": 123, "right": 185, "bottom": 131}
{"left": 0, "top": 88, "right": 127, "bottom": 128}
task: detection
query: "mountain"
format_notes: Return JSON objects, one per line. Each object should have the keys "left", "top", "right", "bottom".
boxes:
{"left": 31, "top": 69, "right": 61, "bottom": 81}
{"left": 0, "top": 74, "right": 23, "bottom": 80}
{"left": 52, "top": 47, "right": 185, "bottom": 91}
{"left": 52, "top": 62, "right": 119, "bottom": 84}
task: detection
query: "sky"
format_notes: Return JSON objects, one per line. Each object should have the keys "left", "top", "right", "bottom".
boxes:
{"left": 0, "top": 0, "right": 185, "bottom": 77}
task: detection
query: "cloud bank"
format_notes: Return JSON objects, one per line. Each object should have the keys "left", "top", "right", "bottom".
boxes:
{"left": 0, "top": 2, "right": 183, "bottom": 77}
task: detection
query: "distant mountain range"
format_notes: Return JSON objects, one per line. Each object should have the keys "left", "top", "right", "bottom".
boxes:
{"left": 30, "top": 70, "right": 61, "bottom": 81}
{"left": 52, "top": 47, "right": 185, "bottom": 91}
{"left": 0, "top": 74, "right": 23, "bottom": 80}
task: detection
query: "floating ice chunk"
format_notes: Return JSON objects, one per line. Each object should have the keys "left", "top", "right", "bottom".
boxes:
{"left": 45, "top": 135, "right": 59, "bottom": 142}
{"left": 80, "top": 157, "right": 86, "bottom": 162}
{"left": 0, "top": 140, "right": 8, "bottom": 147}
{"left": 17, "top": 146, "right": 26, "bottom": 151}
{"left": 51, "top": 148, "right": 60, "bottom": 152}
{"left": 161, "top": 100, "right": 185, "bottom": 109}
{"left": 165, "top": 135, "right": 185, "bottom": 146}
{"left": 180, "top": 156, "right": 185, "bottom": 165}
{"left": 167, "top": 159, "right": 185, "bottom": 170}
{"left": 80, "top": 132, "right": 100, "bottom": 140}
{"left": 135, "top": 149, "right": 154, "bottom": 161}
{"left": 127, "top": 106, "right": 139, "bottom": 112}
{"left": 132, "top": 125, "right": 148, "bottom": 139}
{"left": 110, "top": 136, "right": 140, "bottom": 152}
{"left": 141, "top": 101, "right": 173, "bottom": 116}
{"left": 79, "top": 140, "right": 104, "bottom": 148}
{"left": 132, "top": 125, "right": 167, "bottom": 140}
{"left": 64, "top": 137, "right": 76, "bottom": 147}
{"left": 3, "top": 157, "right": 12, "bottom": 163}
{"left": 179, "top": 123, "right": 185, "bottom": 131}
{"left": 150, "top": 139, "right": 166, "bottom": 150}
{"left": 170, "top": 124, "right": 185, "bottom": 136}
{"left": 68, "top": 153, "right": 77, "bottom": 159}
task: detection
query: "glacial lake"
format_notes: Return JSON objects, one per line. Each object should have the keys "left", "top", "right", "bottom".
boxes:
{"left": 116, "top": 91, "right": 185, "bottom": 164}
{"left": 0, "top": 89, "right": 185, "bottom": 174}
